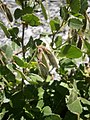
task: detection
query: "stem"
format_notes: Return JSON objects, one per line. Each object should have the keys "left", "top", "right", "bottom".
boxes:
{"left": 22, "top": 24, "right": 25, "bottom": 59}
{"left": 21, "top": 23, "right": 25, "bottom": 89}
{"left": 50, "top": 33, "right": 55, "bottom": 48}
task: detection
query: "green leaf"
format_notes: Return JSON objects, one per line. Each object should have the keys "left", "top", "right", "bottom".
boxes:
{"left": 70, "top": 0, "right": 81, "bottom": 13}
{"left": 23, "top": 6, "right": 33, "bottom": 15}
{"left": 0, "top": 65, "right": 16, "bottom": 82}
{"left": 0, "top": 108, "right": 6, "bottom": 120}
{"left": 11, "top": 90, "right": 25, "bottom": 110}
{"left": 37, "top": 100, "right": 44, "bottom": 109}
{"left": 14, "top": 7, "right": 33, "bottom": 20}
{"left": 0, "top": 21, "right": 10, "bottom": 38}
{"left": 15, "top": 0, "right": 25, "bottom": 6}
{"left": 43, "top": 106, "right": 52, "bottom": 116}
{"left": 38, "top": 87, "right": 44, "bottom": 99}
{"left": 60, "top": 6, "right": 69, "bottom": 21}
{"left": 41, "top": 2, "right": 48, "bottom": 20}
{"left": 22, "top": 14, "right": 41, "bottom": 26}
{"left": 80, "top": 0, "right": 88, "bottom": 14}
{"left": 84, "top": 39, "right": 90, "bottom": 54}
{"left": 14, "top": 8, "right": 22, "bottom": 19}
{"left": 16, "top": 69, "right": 27, "bottom": 80}
{"left": 55, "top": 36, "right": 62, "bottom": 48}
{"left": 80, "top": 97, "right": 90, "bottom": 105}
{"left": 60, "top": 44, "right": 82, "bottom": 58}
{"left": 1, "top": 45, "right": 13, "bottom": 58}
{"left": 29, "top": 73, "right": 44, "bottom": 84}
{"left": 67, "top": 98, "right": 82, "bottom": 114}
{"left": 23, "top": 85, "right": 38, "bottom": 100}
{"left": 13, "top": 55, "right": 24, "bottom": 67}
{"left": 73, "top": 13, "right": 85, "bottom": 19}
{"left": 44, "top": 114, "right": 62, "bottom": 120}
{"left": 50, "top": 19, "right": 60, "bottom": 32}
{"left": 8, "top": 27, "right": 19, "bottom": 37}
{"left": 67, "top": 90, "right": 78, "bottom": 104}
{"left": 68, "top": 18, "right": 83, "bottom": 29}
{"left": 25, "top": 36, "right": 35, "bottom": 49}
{"left": 60, "top": 58, "right": 75, "bottom": 68}
{"left": 3, "top": 96, "right": 10, "bottom": 103}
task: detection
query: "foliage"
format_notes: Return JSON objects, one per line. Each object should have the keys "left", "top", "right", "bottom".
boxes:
{"left": 0, "top": 0, "right": 90, "bottom": 120}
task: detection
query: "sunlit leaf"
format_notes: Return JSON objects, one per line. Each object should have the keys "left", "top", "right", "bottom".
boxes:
{"left": 22, "top": 14, "right": 41, "bottom": 26}
{"left": 29, "top": 73, "right": 44, "bottom": 84}
{"left": 14, "top": 7, "right": 33, "bottom": 20}
{"left": 55, "top": 36, "right": 62, "bottom": 48}
{"left": 37, "top": 100, "right": 44, "bottom": 109}
{"left": 50, "top": 19, "right": 60, "bottom": 32}
{"left": 80, "top": 97, "right": 90, "bottom": 105}
{"left": 43, "top": 106, "right": 52, "bottom": 116}
{"left": 68, "top": 18, "right": 83, "bottom": 29}
{"left": 67, "top": 90, "right": 78, "bottom": 104}
{"left": 67, "top": 98, "right": 82, "bottom": 114}
{"left": 13, "top": 55, "right": 24, "bottom": 67}
{"left": 60, "top": 44, "right": 82, "bottom": 58}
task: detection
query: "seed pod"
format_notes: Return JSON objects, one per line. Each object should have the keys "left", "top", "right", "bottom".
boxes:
{"left": 37, "top": 48, "right": 43, "bottom": 62}
{"left": 42, "top": 52, "right": 49, "bottom": 70}
{"left": 5, "top": 7, "right": 13, "bottom": 22}
{"left": 1, "top": 3, "right": 13, "bottom": 22}
{"left": 44, "top": 49, "right": 58, "bottom": 68}
{"left": 37, "top": 45, "right": 58, "bottom": 68}
{"left": 38, "top": 61, "right": 48, "bottom": 78}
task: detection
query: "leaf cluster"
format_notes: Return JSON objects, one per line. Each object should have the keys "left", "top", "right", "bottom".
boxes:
{"left": 0, "top": 0, "right": 90, "bottom": 120}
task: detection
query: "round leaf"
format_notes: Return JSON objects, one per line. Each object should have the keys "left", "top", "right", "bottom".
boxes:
{"left": 60, "top": 44, "right": 82, "bottom": 58}
{"left": 43, "top": 106, "right": 52, "bottom": 116}
{"left": 22, "top": 14, "right": 41, "bottom": 26}
{"left": 68, "top": 18, "right": 83, "bottom": 29}
{"left": 67, "top": 98, "right": 82, "bottom": 114}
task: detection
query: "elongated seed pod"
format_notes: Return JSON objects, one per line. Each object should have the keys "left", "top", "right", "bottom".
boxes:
{"left": 42, "top": 52, "right": 49, "bottom": 70}
{"left": 38, "top": 61, "right": 49, "bottom": 78}
{"left": 44, "top": 49, "right": 58, "bottom": 68}
{"left": 1, "top": 3, "right": 13, "bottom": 22}
{"left": 5, "top": 6, "right": 13, "bottom": 22}
{"left": 37, "top": 45, "right": 58, "bottom": 69}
